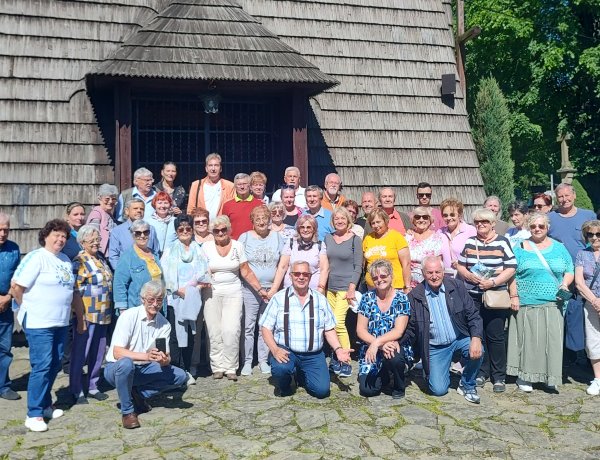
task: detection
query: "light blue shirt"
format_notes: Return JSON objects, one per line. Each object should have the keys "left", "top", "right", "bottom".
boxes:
{"left": 426, "top": 283, "right": 457, "bottom": 346}
{"left": 115, "top": 186, "right": 157, "bottom": 223}
{"left": 303, "top": 207, "right": 333, "bottom": 241}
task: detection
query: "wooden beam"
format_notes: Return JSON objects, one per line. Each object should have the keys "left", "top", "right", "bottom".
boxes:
{"left": 114, "top": 84, "right": 132, "bottom": 191}
{"left": 456, "top": 0, "right": 466, "bottom": 95}
{"left": 292, "top": 91, "right": 308, "bottom": 186}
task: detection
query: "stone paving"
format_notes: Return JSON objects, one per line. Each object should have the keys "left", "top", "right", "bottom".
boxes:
{"left": 2, "top": 343, "right": 600, "bottom": 459}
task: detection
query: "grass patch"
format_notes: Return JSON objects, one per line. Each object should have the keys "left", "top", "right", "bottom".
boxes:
{"left": 537, "top": 420, "right": 554, "bottom": 438}
{"left": 381, "top": 415, "right": 407, "bottom": 437}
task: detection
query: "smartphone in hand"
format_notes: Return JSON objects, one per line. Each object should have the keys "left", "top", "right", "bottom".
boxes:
{"left": 155, "top": 337, "right": 167, "bottom": 354}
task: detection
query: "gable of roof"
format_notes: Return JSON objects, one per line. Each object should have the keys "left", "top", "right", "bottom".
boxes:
{"left": 89, "top": 0, "right": 339, "bottom": 90}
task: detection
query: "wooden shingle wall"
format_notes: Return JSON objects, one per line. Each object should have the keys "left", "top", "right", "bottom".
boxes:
{"left": 239, "top": 0, "right": 485, "bottom": 212}
{"left": 0, "top": 0, "right": 171, "bottom": 251}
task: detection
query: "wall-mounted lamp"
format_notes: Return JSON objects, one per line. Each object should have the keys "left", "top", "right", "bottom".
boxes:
{"left": 202, "top": 92, "right": 221, "bottom": 114}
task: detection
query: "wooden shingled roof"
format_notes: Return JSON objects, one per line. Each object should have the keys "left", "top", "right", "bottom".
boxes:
{"left": 90, "top": 0, "right": 339, "bottom": 90}
{"left": 238, "top": 0, "right": 485, "bottom": 211}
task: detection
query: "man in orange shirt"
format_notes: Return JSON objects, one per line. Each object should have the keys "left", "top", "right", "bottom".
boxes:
{"left": 187, "top": 153, "right": 235, "bottom": 219}
{"left": 321, "top": 173, "right": 346, "bottom": 211}
{"left": 379, "top": 187, "right": 412, "bottom": 235}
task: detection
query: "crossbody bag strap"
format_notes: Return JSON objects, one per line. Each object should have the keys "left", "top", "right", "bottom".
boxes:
{"left": 283, "top": 288, "right": 290, "bottom": 348}
{"left": 526, "top": 240, "right": 561, "bottom": 286}
{"left": 590, "top": 261, "right": 600, "bottom": 290}
{"left": 308, "top": 294, "right": 315, "bottom": 352}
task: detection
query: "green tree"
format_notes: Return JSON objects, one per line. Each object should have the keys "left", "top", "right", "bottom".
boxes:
{"left": 472, "top": 77, "right": 516, "bottom": 213}
{"left": 464, "top": 0, "right": 600, "bottom": 193}
{"left": 572, "top": 178, "right": 594, "bottom": 209}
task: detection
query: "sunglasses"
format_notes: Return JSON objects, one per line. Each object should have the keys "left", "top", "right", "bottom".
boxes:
{"left": 442, "top": 213, "right": 456, "bottom": 218}
{"left": 194, "top": 219, "right": 208, "bottom": 225}
{"left": 372, "top": 273, "right": 390, "bottom": 281}
{"left": 271, "top": 210, "right": 284, "bottom": 215}
{"left": 299, "top": 225, "right": 313, "bottom": 230}
{"left": 414, "top": 214, "right": 430, "bottom": 221}
{"left": 291, "top": 271, "right": 311, "bottom": 278}
{"left": 529, "top": 224, "right": 547, "bottom": 230}
{"left": 133, "top": 230, "right": 150, "bottom": 238}
{"left": 281, "top": 184, "right": 296, "bottom": 189}
{"left": 473, "top": 220, "right": 490, "bottom": 225}
{"left": 213, "top": 228, "right": 228, "bottom": 235}
{"left": 532, "top": 204, "right": 545, "bottom": 209}
{"left": 177, "top": 226, "right": 192, "bottom": 233}
{"left": 417, "top": 193, "right": 432, "bottom": 198}
{"left": 587, "top": 232, "right": 600, "bottom": 239}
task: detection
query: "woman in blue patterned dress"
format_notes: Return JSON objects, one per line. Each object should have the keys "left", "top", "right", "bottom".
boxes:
{"left": 356, "top": 259, "right": 410, "bottom": 398}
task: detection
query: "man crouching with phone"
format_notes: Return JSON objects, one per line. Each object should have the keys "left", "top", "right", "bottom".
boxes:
{"left": 104, "top": 280, "right": 188, "bottom": 429}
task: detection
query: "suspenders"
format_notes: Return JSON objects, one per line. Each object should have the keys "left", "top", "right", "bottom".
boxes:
{"left": 283, "top": 287, "right": 315, "bottom": 352}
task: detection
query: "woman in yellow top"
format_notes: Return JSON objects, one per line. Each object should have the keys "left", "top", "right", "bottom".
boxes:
{"left": 363, "top": 209, "right": 411, "bottom": 293}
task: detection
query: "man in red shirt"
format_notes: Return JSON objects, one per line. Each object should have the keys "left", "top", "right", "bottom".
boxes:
{"left": 379, "top": 187, "right": 412, "bottom": 235}
{"left": 221, "top": 173, "right": 263, "bottom": 239}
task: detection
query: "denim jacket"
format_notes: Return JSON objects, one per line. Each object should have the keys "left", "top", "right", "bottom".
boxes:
{"left": 0, "top": 240, "right": 20, "bottom": 294}
{"left": 113, "top": 247, "right": 162, "bottom": 310}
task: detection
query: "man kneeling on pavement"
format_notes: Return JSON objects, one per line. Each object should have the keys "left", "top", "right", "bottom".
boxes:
{"left": 259, "top": 260, "right": 353, "bottom": 398}
{"left": 407, "top": 257, "right": 484, "bottom": 403}
{"left": 104, "top": 280, "right": 187, "bottom": 428}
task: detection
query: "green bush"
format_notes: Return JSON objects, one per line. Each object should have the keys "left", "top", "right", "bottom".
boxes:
{"left": 572, "top": 178, "right": 594, "bottom": 210}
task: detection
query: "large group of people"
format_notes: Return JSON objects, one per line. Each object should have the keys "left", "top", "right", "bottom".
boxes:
{"left": 2, "top": 153, "right": 600, "bottom": 433}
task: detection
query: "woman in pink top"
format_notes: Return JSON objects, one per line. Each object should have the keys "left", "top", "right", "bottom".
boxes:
{"left": 437, "top": 198, "right": 477, "bottom": 275}
{"left": 405, "top": 207, "right": 452, "bottom": 287}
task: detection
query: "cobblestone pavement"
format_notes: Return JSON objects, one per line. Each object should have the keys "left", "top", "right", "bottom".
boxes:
{"left": 2, "top": 344, "right": 600, "bottom": 459}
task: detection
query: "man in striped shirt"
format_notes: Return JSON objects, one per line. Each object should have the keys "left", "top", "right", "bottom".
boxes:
{"left": 260, "top": 260, "right": 352, "bottom": 398}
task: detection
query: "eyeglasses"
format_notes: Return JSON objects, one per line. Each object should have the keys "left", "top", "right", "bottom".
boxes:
{"left": 291, "top": 271, "right": 311, "bottom": 278}
{"left": 532, "top": 204, "right": 545, "bottom": 209}
{"left": 372, "top": 273, "right": 390, "bottom": 281}
{"left": 442, "top": 213, "right": 456, "bottom": 218}
{"left": 414, "top": 215, "right": 430, "bottom": 221}
{"left": 253, "top": 217, "right": 269, "bottom": 223}
{"left": 530, "top": 224, "right": 547, "bottom": 230}
{"left": 473, "top": 220, "right": 490, "bottom": 225}
{"left": 417, "top": 193, "right": 432, "bottom": 198}
{"left": 142, "top": 296, "right": 164, "bottom": 306}
{"left": 299, "top": 225, "right": 313, "bottom": 230}
{"left": 138, "top": 177, "right": 154, "bottom": 183}
{"left": 177, "top": 226, "right": 192, "bottom": 234}
{"left": 587, "top": 232, "right": 600, "bottom": 239}
{"left": 213, "top": 227, "right": 228, "bottom": 235}
{"left": 83, "top": 238, "right": 101, "bottom": 244}
{"left": 100, "top": 197, "right": 117, "bottom": 203}
{"left": 133, "top": 230, "right": 150, "bottom": 238}
{"left": 194, "top": 219, "right": 208, "bottom": 225}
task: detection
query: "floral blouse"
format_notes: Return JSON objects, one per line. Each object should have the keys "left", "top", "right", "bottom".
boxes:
{"left": 405, "top": 232, "right": 451, "bottom": 287}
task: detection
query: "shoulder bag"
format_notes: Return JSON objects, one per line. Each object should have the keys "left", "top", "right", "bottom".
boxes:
{"left": 477, "top": 240, "right": 511, "bottom": 309}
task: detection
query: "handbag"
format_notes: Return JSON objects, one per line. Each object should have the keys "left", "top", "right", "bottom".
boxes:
{"left": 482, "top": 289, "right": 511, "bottom": 309}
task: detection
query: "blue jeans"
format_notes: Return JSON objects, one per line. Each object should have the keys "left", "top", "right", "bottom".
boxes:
{"left": 0, "top": 309, "right": 14, "bottom": 394}
{"left": 23, "top": 320, "right": 67, "bottom": 417}
{"left": 103, "top": 358, "right": 188, "bottom": 415}
{"left": 269, "top": 347, "right": 330, "bottom": 399}
{"left": 428, "top": 336, "right": 483, "bottom": 396}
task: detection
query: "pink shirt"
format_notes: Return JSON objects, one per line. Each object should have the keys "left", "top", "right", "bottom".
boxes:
{"left": 437, "top": 222, "right": 477, "bottom": 264}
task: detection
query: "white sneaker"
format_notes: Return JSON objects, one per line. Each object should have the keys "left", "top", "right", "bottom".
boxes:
{"left": 516, "top": 378, "right": 533, "bottom": 393}
{"left": 587, "top": 379, "right": 600, "bottom": 396}
{"left": 259, "top": 362, "right": 271, "bottom": 374}
{"left": 43, "top": 406, "right": 64, "bottom": 420}
{"left": 241, "top": 362, "right": 253, "bottom": 376}
{"left": 25, "top": 417, "right": 48, "bottom": 432}
{"left": 186, "top": 372, "right": 196, "bottom": 385}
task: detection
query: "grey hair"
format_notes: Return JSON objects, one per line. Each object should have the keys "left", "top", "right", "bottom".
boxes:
{"left": 140, "top": 280, "right": 165, "bottom": 299}
{"left": 324, "top": 173, "right": 341, "bottom": 184}
{"left": 483, "top": 195, "right": 502, "bottom": 208}
{"left": 0, "top": 212, "right": 10, "bottom": 226}
{"left": 305, "top": 185, "right": 324, "bottom": 198}
{"left": 76, "top": 225, "right": 99, "bottom": 245}
{"left": 527, "top": 212, "right": 550, "bottom": 229}
{"left": 130, "top": 219, "right": 150, "bottom": 233}
{"left": 205, "top": 153, "right": 222, "bottom": 164}
{"left": 421, "top": 255, "right": 444, "bottom": 271}
{"left": 125, "top": 197, "right": 145, "bottom": 209}
{"left": 555, "top": 183, "right": 575, "bottom": 195}
{"left": 290, "top": 260, "right": 310, "bottom": 272}
{"left": 285, "top": 166, "right": 300, "bottom": 176}
{"left": 133, "top": 167, "right": 153, "bottom": 180}
{"left": 471, "top": 208, "right": 497, "bottom": 224}
{"left": 234, "top": 173, "right": 250, "bottom": 183}
{"left": 368, "top": 258, "right": 393, "bottom": 280}
{"left": 98, "top": 183, "right": 118, "bottom": 198}
{"left": 268, "top": 201, "right": 284, "bottom": 212}
{"left": 209, "top": 215, "right": 231, "bottom": 231}
{"left": 507, "top": 200, "right": 529, "bottom": 215}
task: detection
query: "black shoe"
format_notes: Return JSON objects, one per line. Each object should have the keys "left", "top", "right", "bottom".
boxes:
{"left": 131, "top": 387, "right": 152, "bottom": 414}
{"left": 88, "top": 391, "right": 108, "bottom": 401}
{"left": 0, "top": 389, "right": 21, "bottom": 400}
{"left": 392, "top": 391, "right": 405, "bottom": 400}
{"left": 75, "top": 395, "right": 89, "bottom": 405}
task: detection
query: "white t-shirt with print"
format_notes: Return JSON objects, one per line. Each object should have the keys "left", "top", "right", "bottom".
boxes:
{"left": 203, "top": 181, "right": 222, "bottom": 220}
{"left": 201, "top": 240, "right": 247, "bottom": 294}
{"left": 13, "top": 248, "right": 75, "bottom": 328}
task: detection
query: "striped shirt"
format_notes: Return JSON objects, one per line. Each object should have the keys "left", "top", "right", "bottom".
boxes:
{"left": 259, "top": 288, "right": 336, "bottom": 353}
{"left": 458, "top": 235, "right": 516, "bottom": 293}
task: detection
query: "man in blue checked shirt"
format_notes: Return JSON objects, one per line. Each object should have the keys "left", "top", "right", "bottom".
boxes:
{"left": 260, "top": 260, "right": 353, "bottom": 398}
{"left": 406, "top": 257, "right": 484, "bottom": 404}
